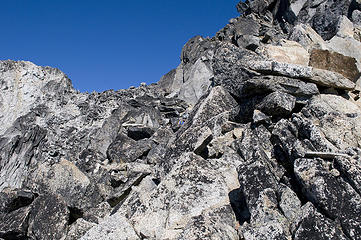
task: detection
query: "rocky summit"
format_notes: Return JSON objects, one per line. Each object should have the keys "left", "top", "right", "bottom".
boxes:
{"left": 1, "top": 0, "right": 361, "bottom": 239}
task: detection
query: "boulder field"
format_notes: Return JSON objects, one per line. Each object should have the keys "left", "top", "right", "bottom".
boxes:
{"left": 1, "top": 0, "right": 361, "bottom": 239}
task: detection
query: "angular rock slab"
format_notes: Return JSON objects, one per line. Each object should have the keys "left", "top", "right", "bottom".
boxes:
{"left": 294, "top": 158, "right": 361, "bottom": 238}
{"left": 289, "top": 23, "right": 328, "bottom": 50}
{"left": 293, "top": 202, "right": 348, "bottom": 240}
{"left": 80, "top": 213, "right": 140, "bottom": 240}
{"left": 249, "top": 60, "right": 356, "bottom": 90}
{"left": 241, "top": 75, "right": 319, "bottom": 99}
{"left": 257, "top": 39, "right": 310, "bottom": 66}
{"left": 117, "top": 153, "right": 239, "bottom": 239}
{"left": 257, "top": 91, "right": 296, "bottom": 117}
{"left": 309, "top": 49, "right": 361, "bottom": 82}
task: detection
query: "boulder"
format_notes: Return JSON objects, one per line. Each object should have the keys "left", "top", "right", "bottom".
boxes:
{"left": 297, "top": 0, "right": 355, "bottom": 40}
{"left": 114, "top": 153, "right": 239, "bottom": 239}
{"left": 353, "top": 9, "right": 361, "bottom": 25}
{"left": 294, "top": 157, "right": 361, "bottom": 238}
{"left": 249, "top": 60, "right": 356, "bottom": 90}
{"left": 177, "top": 58, "right": 213, "bottom": 105}
{"left": 336, "top": 15, "right": 355, "bottom": 38}
{"left": 289, "top": 23, "right": 328, "bottom": 50}
{"left": 257, "top": 39, "right": 310, "bottom": 66}
{"left": 252, "top": 110, "right": 271, "bottom": 125}
{"left": 237, "top": 34, "right": 260, "bottom": 51}
{"left": 80, "top": 213, "right": 140, "bottom": 240}
{"left": 241, "top": 75, "right": 319, "bottom": 99}
{"left": 310, "top": 68, "right": 356, "bottom": 90}
{"left": 293, "top": 202, "right": 348, "bottom": 239}
{"left": 29, "top": 159, "right": 93, "bottom": 209}
{"left": 212, "top": 42, "right": 262, "bottom": 98}
{"left": 309, "top": 49, "right": 361, "bottom": 82}
{"left": 326, "top": 35, "right": 361, "bottom": 72}
{"left": 239, "top": 188, "right": 290, "bottom": 240}
{"left": 27, "top": 194, "right": 69, "bottom": 240}
{"left": 257, "top": 91, "right": 296, "bottom": 116}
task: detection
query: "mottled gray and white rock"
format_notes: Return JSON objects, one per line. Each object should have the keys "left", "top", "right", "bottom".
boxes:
{"left": 257, "top": 91, "right": 296, "bottom": 116}
{"left": 289, "top": 23, "right": 328, "bottom": 50}
{"left": 80, "top": 213, "right": 140, "bottom": 240}
{"left": 177, "top": 58, "right": 213, "bottom": 105}
{"left": 1, "top": 1, "right": 361, "bottom": 239}
{"left": 242, "top": 75, "right": 319, "bottom": 99}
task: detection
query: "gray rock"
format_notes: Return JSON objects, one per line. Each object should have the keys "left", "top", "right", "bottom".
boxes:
{"left": 177, "top": 58, "right": 213, "bottom": 105}
{"left": 326, "top": 35, "right": 361, "bottom": 73}
{"left": 336, "top": 15, "right": 355, "bottom": 38}
{"left": 279, "top": 185, "right": 301, "bottom": 222}
{"left": 249, "top": 60, "right": 356, "bottom": 90}
{"left": 289, "top": 23, "right": 328, "bottom": 50}
{"left": 1, "top": 1, "right": 361, "bottom": 239}
{"left": 241, "top": 75, "right": 319, "bottom": 99}
{"left": 293, "top": 202, "right": 348, "bottom": 239}
{"left": 297, "top": 0, "right": 356, "bottom": 40}
{"left": 237, "top": 34, "right": 260, "bottom": 51}
{"left": 310, "top": 68, "right": 356, "bottom": 90}
{"left": 239, "top": 188, "right": 290, "bottom": 240}
{"left": 257, "top": 91, "right": 296, "bottom": 116}
{"left": 80, "top": 212, "right": 140, "bottom": 240}
{"left": 27, "top": 194, "right": 69, "bottom": 240}
{"left": 353, "top": 9, "right": 361, "bottom": 25}
{"left": 212, "top": 42, "right": 262, "bottom": 98}
{"left": 294, "top": 157, "right": 361, "bottom": 238}
{"left": 252, "top": 109, "right": 271, "bottom": 125}
{"left": 66, "top": 219, "right": 97, "bottom": 240}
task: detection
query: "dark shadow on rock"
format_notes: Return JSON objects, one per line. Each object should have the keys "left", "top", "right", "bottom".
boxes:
{"left": 228, "top": 188, "right": 251, "bottom": 225}
{"left": 68, "top": 206, "right": 84, "bottom": 225}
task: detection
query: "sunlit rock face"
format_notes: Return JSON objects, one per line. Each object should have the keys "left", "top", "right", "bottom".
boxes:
{"left": 1, "top": 0, "right": 361, "bottom": 239}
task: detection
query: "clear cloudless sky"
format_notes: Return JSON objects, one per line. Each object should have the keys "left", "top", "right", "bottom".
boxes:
{"left": 1, "top": 0, "right": 240, "bottom": 92}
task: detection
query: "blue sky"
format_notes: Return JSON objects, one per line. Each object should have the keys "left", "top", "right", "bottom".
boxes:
{"left": 1, "top": 1, "right": 239, "bottom": 92}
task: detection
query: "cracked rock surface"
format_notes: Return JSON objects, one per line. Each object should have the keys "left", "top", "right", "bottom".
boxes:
{"left": 1, "top": 0, "right": 361, "bottom": 239}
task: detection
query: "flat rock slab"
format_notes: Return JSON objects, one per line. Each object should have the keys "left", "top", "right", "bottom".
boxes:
{"left": 309, "top": 49, "right": 361, "bottom": 82}
{"left": 249, "top": 60, "right": 356, "bottom": 90}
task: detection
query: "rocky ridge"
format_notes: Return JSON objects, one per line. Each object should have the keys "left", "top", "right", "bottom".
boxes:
{"left": 1, "top": 0, "right": 361, "bottom": 239}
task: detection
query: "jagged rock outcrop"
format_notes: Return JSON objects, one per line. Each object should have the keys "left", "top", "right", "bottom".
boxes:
{"left": 1, "top": 0, "right": 361, "bottom": 239}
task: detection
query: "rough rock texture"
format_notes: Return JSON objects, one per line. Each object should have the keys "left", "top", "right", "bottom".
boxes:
{"left": 1, "top": 1, "right": 361, "bottom": 239}
{"left": 310, "top": 49, "right": 361, "bottom": 82}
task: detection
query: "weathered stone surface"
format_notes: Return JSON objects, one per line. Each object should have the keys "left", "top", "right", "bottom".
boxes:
{"left": 326, "top": 35, "right": 361, "bottom": 72}
{"left": 250, "top": 60, "right": 356, "bottom": 90}
{"left": 104, "top": 153, "right": 239, "bottom": 239}
{"left": 257, "top": 91, "right": 296, "bottom": 116}
{"left": 293, "top": 202, "right": 348, "bottom": 240}
{"left": 309, "top": 49, "right": 361, "bottom": 82}
{"left": 257, "top": 39, "right": 310, "bottom": 65}
{"left": 297, "top": 0, "right": 356, "bottom": 40}
{"left": 294, "top": 157, "right": 361, "bottom": 238}
{"left": 1, "top": 1, "right": 361, "bottom": 239}
{"left": 80, "top": 213, "right": 140, "bottom": 240}
{"left": 353, "top": 9, "right": 361, "bottom": 25}
{"left": 239, "top": 188, "right": 290, "bottom": 240}
{"left": 252, "top": 109, "right": 271, "bottom": 125}
{"left": 336, "top": 15, "right": 356, "bottom": 38}
{"left": 27, "top": 194, "right": 69, "bottom": 240}
{"left": 0, "top": 61, "right": 73, "bottom": 135}
{"left": 310, "top": 68, "right": 356, "bottom": 90}
{"left": 177, "top": 58, "right": 213, "bottom": 105}
{"left": 66, "top": 219, "right": 97, "bottom": 240}
{"left": 289, "top": 23, "right": 328, "bottom": 50}
{"left": 241, "top": 75, "right": 319, "bottom": 99}
{"left": 212, "top": 42, "right": 262, "bottom": 98}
